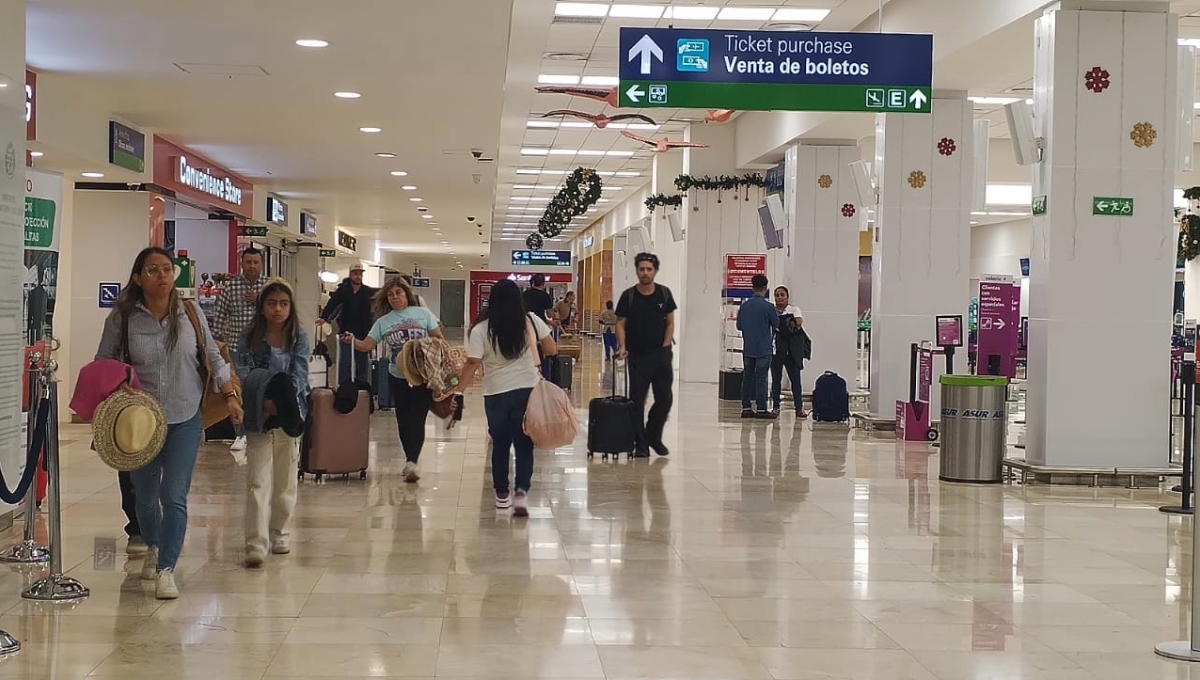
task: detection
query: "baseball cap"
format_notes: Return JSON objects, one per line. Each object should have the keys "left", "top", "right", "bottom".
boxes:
{"left": 350, "top": 264, "right": 365, "bottom": 272}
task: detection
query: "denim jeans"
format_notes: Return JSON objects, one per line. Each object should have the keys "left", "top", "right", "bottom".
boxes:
{"left": 741, "top": 355, "right": 771, "bottom": 412}
{"left": 484, "top": 387, "right": 535, "bottom": 493}
{"left": 131, "top": 411, "right": 203, "bottom": 571}
{"left": 771, "top": 354, "right": 803, "bottom": 411}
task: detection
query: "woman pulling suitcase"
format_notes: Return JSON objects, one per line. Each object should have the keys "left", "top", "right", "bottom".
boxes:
{"left": 343, "top": 277, "right": 442, "bottom": 483}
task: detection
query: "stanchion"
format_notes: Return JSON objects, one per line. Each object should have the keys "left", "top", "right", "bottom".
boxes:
{"left": 1158, "top": 354, "right": 1200, "bottom": 661}
{"left": 1163, "top": 360, "right": 1195, "bottom": 515}
{"left": 22, "top": 361, "right": 88, "bottom": 602}
{"left": 0, "top": 353, "right": 50, "bottom": 564}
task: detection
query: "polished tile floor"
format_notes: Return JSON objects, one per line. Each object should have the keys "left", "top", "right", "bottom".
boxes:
{"left": 0, "top": 340, "right": 1197, "bottom": 678}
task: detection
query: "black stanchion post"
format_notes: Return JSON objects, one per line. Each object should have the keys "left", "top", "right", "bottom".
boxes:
{"left": 0, "top": 353, "right": 49, "bottom": 564}
{"left": 1163, "top": 360, "right": 1195, "bottom": 516}
{"left": 1157, "top": 357, "right": 1200, "bottom": 660}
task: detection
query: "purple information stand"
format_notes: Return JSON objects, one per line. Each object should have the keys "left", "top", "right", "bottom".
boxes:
{"left": 977, "top": 276, "right": 1020, "bottom": 378}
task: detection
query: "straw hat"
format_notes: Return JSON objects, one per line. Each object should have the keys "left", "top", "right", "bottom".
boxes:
{"left": 92, "top": 386, "right": 167, "bottom": 471}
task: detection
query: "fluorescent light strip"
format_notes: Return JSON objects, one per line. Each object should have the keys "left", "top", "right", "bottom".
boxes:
{"left": 580, "top": 75, "right": 619, "bottom": 86}
{"left": 555, "top": 2, "right": 608, "bottom": 17}
{"left": 609, "top": 4, "right": 665, "bottom": 18}
{"left": 538, "top": 74, "right": 580, "bottom": 85}
{"left": 553, "top": 3, "right": 830, "bottom": 23}
{"left": 718, "top": 7, "right": 774, "bottom": 20}
{"left": 665, "top": 6, "right": 719, "bottom": 19}
{"left": 526, "top": 120, "right": 658, "bottom": 131}
{"left": 969, "top": 96, "right": 1022, "bottom": 106}
{"left": 772, "top": 8, "right": 830, "bottom": 21}
{"left": 522, "top": 148, "right": 635, "bottom": 157}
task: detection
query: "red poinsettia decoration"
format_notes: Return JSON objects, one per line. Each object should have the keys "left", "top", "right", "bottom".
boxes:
{"left": 841, "top": 203, "right": 856, "bottom": 218}
{"left": 1084, "top": 66, "right": 1110, "bottom": 93}
{"left": 937, "top": 137, "right": 956, "bottom": 157}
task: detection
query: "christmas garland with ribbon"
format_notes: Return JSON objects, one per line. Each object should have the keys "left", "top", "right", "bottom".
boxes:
{"left": 674, "top": 173, "right": 766, "bottom": 202}
{"left": 644, "top": 193, "right": 683, "bottom": 212}
{"left": 1181, "top": 214, "right": 1200, "bottom": 263}
{"left": 538, "top": 167, "right": 602, "bottom": 238}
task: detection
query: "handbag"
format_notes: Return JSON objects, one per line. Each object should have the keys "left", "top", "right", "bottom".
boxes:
{"left": 521, "top": 315, "right": 578, "bottom": 449}
{"left": 181, "top": 301, "right": 242, "bottom": 429}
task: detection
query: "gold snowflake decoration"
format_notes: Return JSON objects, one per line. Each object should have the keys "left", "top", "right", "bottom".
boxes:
{"left": 817, "top": 174, "right": 833, "bottom": 189}
{"left": 908, "top": 170, "right": 927, "bottom": 189}
{"left": 1130, "top": 122, "right": 1157, "bottom": 148}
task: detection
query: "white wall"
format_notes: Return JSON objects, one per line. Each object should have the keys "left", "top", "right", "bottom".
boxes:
{"left": 174, "top": 218, "right": 229, "bottom": 282}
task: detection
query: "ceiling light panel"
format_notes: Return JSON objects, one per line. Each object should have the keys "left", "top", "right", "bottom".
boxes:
{"left": 580, "top": 75, "right": 619, "bottom": 86}
{"left": 609, "top": 4, "right": 666, "bottom": 18}
{"left": 771, "top": 8, "right": 831, "bottom": 22}
{"left": 538, "top": 74, "right": 581, "bottom": 85}
{"left": 555, "top": 2, "right": 609, "bottom": 16}
{"left": 664, "top": 6, "right": 720, "bottom": 20}
{"left": 718, "top": 7, "right": 775, "bottom": 20}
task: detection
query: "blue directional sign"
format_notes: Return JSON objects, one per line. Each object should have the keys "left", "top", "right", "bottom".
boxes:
{"left": 618, "top": 28, "right": 933, "bottom": 113}
{"left": 98, "top": 282, "right": 120, "bottom": 309}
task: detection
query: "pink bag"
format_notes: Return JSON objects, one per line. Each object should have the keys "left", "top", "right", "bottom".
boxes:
{"left": 521, "top": 315, "right": 578, "bottom": 449}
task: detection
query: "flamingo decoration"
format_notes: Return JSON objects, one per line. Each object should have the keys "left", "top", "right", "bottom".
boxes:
{"left": 621, "top": 131, "right": 709, "bottom": 153}
{"left": 541, "top": 110, "right": 658, "bottom": 129}
{"left": 535, "top": 86, "right": 618, "bottom": 108}
{"left": 706, "top": 109, "right": 736, "bottom": 124}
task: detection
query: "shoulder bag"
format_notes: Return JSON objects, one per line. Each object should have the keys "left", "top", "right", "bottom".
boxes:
{"left": 521, "top": 314, "right": 578, "bottom": 449}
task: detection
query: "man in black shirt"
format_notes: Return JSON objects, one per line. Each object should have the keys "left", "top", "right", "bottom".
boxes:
{"left": 616, "top": 252, "right": 677, "bottom": 457}
{"left": 521, "top": 273, "right": 554, "bottom": 323}
{"left": 318, "top": 265, "right": 377, "bottom": 384}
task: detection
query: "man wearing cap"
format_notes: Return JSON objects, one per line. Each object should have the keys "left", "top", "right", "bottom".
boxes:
{"left": 211, "top": 247, "right": 267, "bottom": 453}
{"left": 319, "top": 264, "right": 377, "bottom": 385}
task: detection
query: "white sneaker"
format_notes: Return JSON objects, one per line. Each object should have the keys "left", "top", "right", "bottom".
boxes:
{"left": 271, "top": 539, "right": 291, "bottom": 555}
{"left": 155, "top": 568, "right": 179, "bottom": 600}
{"left": 403, "top": 461, "right": 420, "bottom": 483}
{"left": 495, "top": 491, "right": 512, "bottom": 509}
{"left": 513, "top": 490, "right": 529, "bottom": 518}
{"left": 230, "top": 436, "right": 248, "bottom": 452}
{"left": 140, "top": 546, "right": 159, "bottom": 581}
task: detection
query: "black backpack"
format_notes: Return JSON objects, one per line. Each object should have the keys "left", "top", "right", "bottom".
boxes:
{"left": 812, "top": 371, "right": 850, "bottom": 422}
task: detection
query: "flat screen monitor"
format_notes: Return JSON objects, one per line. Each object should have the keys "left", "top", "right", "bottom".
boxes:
{"left": 757, "top": 204, "right": 784, "bottom": 250}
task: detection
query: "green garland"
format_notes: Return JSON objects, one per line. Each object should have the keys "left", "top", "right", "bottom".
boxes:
{"left": 674, "top": 173, "right": 766, "bottom": 200}
{"left": 645, "top": 193, "right": 683, "bottom": 212}
{"left": 1181, "top": 214, "right": 1200, "bottom": 263}
{"left": 539, "top": 167, "right": 602, "bottom": 238}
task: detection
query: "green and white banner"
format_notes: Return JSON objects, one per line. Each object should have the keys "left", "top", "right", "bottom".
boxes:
{"left": 24, "top": 169, "right": 62, "bottom": 343}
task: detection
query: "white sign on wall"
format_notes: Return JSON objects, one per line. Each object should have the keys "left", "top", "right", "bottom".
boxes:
{"left": 176, "top": 156, "right": 243, "bottom": 206}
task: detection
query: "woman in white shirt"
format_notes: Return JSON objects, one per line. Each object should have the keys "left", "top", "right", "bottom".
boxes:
{"left": 771, "top": 286, "right": 807, "bottom": 417}
{"left": 456, "top": 279, "right": 557, "bottom": 516}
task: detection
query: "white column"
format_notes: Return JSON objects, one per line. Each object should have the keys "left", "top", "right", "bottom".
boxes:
{"left": 294, "top": 248, "right": 321, "bottom": 335}
{"left": 1026, "top": 6, "right": 1178, "bottom": 468}
{"left": 869, "top": 98, "right": 974, "bottom": 416}
{"left": 789, "top": 143, "right": 862, "bottom": 386}
{"left": 0, "top": 1, "right": 24, "bottom": 522}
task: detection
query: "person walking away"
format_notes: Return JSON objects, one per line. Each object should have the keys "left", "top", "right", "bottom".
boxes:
{"left": 553, "top": 291, "right": 575, "bottom": 331}
{"left": 96, "top": 247, "right": 243, "bottom": 599}
{"left": 211, "top": 247, "right": 267, "bottom": 454}
{"left": 616, "top": 252, "right": 677, "bottom": 457}
{"left": 737, "top": 275, "right": 779, "bottom": 419}
{"left": 234, "top": 279, "right": 310, "bottom": 567}
{"left": 599, "top": 300, "right": 618, "bottom": 361}
{"left": 522, "top": 274, "right": 554, "bottom": 324}
{"left": 318, "top": 264, "right": 376, "bottom": 385}
{"left": 344, "top": 277, "right": 443, "bottom": 483}
{"left": 456, "top": 280, "right": 557, "bottom": 516}
{"left": 770, "top": 286, "right": 807, "bottom": 417}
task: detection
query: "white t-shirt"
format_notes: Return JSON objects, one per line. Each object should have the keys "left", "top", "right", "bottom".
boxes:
{"left": 468, "top": 314, "right": 552, "bottom": 396}
{"left": 777, "top": 304, "right": 803, "bottom": 319}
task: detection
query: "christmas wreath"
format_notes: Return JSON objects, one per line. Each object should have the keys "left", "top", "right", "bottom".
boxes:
{"left": 1181, "top": 214, "right": 1200, "bottom": 263}
{"left": 538, "top": 167, "right": 602, "bottom": 238}
{"left": 645, "top": 193, "right": 683, "bottom": 212}
{"left": 674, "top": 173, "right": 766, "bottom": 199}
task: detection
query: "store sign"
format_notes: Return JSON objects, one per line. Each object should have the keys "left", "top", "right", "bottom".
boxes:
{"left": 108, "top": 121, "right": 145, "bottom": 173}
{"left": 300, "top": 212, "right": 318, "bottom": 237}
{"left": 511, "top": 249, "right": 571, "bottom": 267}
{"left": 582, "top": 235, "right": 594, "bottom": 248}
{"left": 266, "top": 195, "right": 288, "bottom": 226}
{"left": 25, "top": 70, "right": 35, "bottom": 141}
{"left": 336, "top": 229, "right": 357, "bottom": 252}
{"left": 722, "top": 253, "right": 767, "bottom": 298}
{"left": 152, "top": 136, "right": 253, "bottom": 218}
{"left": 318, "top": 248, "right": 336, "bottom": 258}
{"left": 176, "top": 156, "right": 243, "bottom": 206}
{"left": 411, "top": 277, "right": 431, "bottom": 288}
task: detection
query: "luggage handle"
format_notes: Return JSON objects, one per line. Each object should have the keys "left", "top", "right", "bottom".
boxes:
{"left": 610, "top": 357, "right": 629, "bottom": 398}
{"left": 332, "top": 326, "right": 356, "bottom": 387}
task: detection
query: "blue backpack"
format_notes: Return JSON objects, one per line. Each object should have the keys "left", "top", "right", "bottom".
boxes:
{"left": 812, "top": 371, "right": 850, "bottom": 422}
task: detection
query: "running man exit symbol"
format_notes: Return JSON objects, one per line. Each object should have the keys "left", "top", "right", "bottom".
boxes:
{"left": 99, "top": 282, "right": 120, "bottom": 309}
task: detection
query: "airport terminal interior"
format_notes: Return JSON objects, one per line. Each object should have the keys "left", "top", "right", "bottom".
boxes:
{"left": 6, "top": 0, "right": 1200, "bottom": 678}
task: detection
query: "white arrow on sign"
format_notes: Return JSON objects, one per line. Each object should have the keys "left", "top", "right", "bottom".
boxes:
{"left": 909, "top": 90, "right": 928, "bottom": 109}
{"left": 628, "top": 34, "right": 663, "bottom": 76}
{"left": 625, "top": 84, "right": 646, "bottom": 104}
{"left": 993, "top": 318, "right": 1006, "bottom": 330}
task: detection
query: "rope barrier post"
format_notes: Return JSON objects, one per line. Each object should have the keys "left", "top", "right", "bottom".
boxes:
{"left": 1163, "top": 360, "right": 1195, "bottom": 516}
{"left": 1158, "top": 355, "right": 1200, "bottom": 661}
{"left": 22, "top": 361, "right": 88, "bottom": 602}
{"left": 0, "top": 353, "right": 49, "bottom": 564}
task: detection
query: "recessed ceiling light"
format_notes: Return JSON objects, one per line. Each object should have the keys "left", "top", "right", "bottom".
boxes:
{"left": 664, "top": 6, "right": 719, "bottom": 20}
{"left": 580, "top": 75, "right": 619, "bottom": 87}
{"left": 81, "top": 172, "right": 105, "bottom": 178}
{"left": 428, "top": 222, "right": 438, "bottom": 226}
{"left": 718, "top": 7, "right": 775, "bottom": 20}
{"left": 390, "top": 171, "right": 409, "bottom": 177}
{"left": 401, "top": 185, "right": 418, "bottom": 190}
{"left": 555, "top": 2, "right": 609, "bottom": 17}
{"left": 376, "top": 152, "right": 397, "bottom": 158}
{"left": 409, "top": 197, "right": 424, "bottom": 202}
{"left": 969, "top": 96, "right": 1022, "bottom": 106}
{"left": 359, "top": 126, "right": 382, "bottom": 133}
{"left": 334, "top": 91, "right": 361, "bottom": 99}
{"left": 422, "top": 215, "right": 434, "bottom": 219}
{"left": 609, "top": 4, "right": 665, "bottom": 18}
{"left": 520, "top": 148, "right": 550, "bottom": 156}
{"left": 295, "top": 38, "right": 329, "bottom": 48}
{"left": 538, "top": 74, "right": 581, "bottom": 85}
{"left": 28, "top": 151, "right": 43, "bottom": 157}
{"left": 772, "top": 8, "right": 831, "bottom": 21}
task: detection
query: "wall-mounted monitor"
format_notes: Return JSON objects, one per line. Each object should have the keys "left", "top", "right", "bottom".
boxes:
{"left": 757, "top": 204, "right": 784, "bottom": 250}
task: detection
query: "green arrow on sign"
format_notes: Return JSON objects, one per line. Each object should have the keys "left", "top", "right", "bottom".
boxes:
{"left": 619, "top": 81, "right": 930, "bottom": 113}
{"left": 1032, "top": 196, "right": 1046, "bottom": 215}
{"left": 319, "top": 249, "right": 336, "bottom": 258}
{"left": 242, "top": 226, "right": 268, "bottom": 237}
{"left": 1092, "top": 196, "right": 1133, "bottom": 216}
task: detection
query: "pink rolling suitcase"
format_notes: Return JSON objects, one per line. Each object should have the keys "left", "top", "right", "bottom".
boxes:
{"left": 299, "top": 340, "right": 370, "bottom": 482}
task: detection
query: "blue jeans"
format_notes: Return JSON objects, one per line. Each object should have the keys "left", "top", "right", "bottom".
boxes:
{"left": 771, "top": 354, "right": 803, "bottom": 411}
{"left": 602, "top": 330, "right": 618, "bottom": 359}
{"left": 741, "top": 355, "right": 771, "bottom": 412}
{"left": 484, "top": 388, "right": 535, "bottom": 494}
{"left": 131, "top": 411, "right": 203, "bottom": 571}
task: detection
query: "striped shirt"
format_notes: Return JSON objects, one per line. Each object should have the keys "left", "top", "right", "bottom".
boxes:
{"left": 95, "top": 302, "right": 232, "bottom": 424}
{"left": 210, "top": 274, "right": 267, "bottom": 343}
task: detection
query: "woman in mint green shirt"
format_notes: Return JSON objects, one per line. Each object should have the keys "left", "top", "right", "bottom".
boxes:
{"left": 344, "top": 277, "right": 443, "bottom": 483}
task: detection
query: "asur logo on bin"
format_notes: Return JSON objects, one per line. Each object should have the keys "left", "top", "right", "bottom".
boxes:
{"left": 942, "top": 408, "right": 1002, "bottom": 419}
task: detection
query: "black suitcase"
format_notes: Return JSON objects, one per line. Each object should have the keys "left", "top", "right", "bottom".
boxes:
{"left": 811, "top": 371, "right": 850, "bottom": 422}
{"left": 549, "top": 355, "right": 574, "bottom": 391}
{"left": 587, "top": 361, "right": 637, "bottom": 460}
{"left": 374, "top": 358, "right": 393, "bottom": 410}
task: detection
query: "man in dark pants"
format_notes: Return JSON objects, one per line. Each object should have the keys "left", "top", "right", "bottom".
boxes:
{"left": 318, "top": 265, "right": 376, "bottom": 384}
{"left": 616, "top": 252, "right": 677, "bottom": 458}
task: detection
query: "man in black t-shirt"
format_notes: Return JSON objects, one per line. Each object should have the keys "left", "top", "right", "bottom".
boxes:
{"left": 522, "top": 274, "right": 555, "bottom": 323}
{"left": 616, "top": 252, "right": 677, "bottom": 458}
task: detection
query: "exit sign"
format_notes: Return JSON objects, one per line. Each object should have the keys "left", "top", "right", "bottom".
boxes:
{"left": 319, "top": 249, "right": 336, "bottom": 258}
{"left": 1092, "top": 196, "right": 1133, "bottom": 216}
{"left": 241, "top": 225, "right": 268, "bottom": 238}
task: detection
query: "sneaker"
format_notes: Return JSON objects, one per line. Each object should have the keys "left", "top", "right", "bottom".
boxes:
{"left": 230, "top": 436, "right": 248, "bottom": 452}
{"left": 244, "top": 549, "right": 265, "bottom": 568}
{"left": 797, "top": 409, "right": 809, "bottom": 419}
{"left": 741, "top": 410, "right": 754, "bottom": 419}
{"left": 495, "top": 491, "right": 512, "bottom": 509}
{"left": 513, "top": 491, "right": 529, "bottom": 518}
{"left": 140, "top": 547, "right": 159, "bottom": 581}
{"left": 403, "top": 461, "right": 420, "bottom": 483}
{"left": 155, "top": 568, "right": 179, "bottom": 600}
{"left": 650, "top": 441, "right": 670, "bottom": 457}
{"left": 271, "top": 540, "right": 291, "bottom": 555}
{"left": 755, "top": 411, "right": 778, "bottom": 420}
{"left": 126, "top": 535, "right": 148, "bottom": 556}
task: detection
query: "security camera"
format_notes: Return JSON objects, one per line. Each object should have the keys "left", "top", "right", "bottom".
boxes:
{"left": 467, "top": 216, "right": 476, "bottom": 222}
{"left": 127, "top": 183, "right": 140, "bottom": 191}
{"left": 470, "top": 150, "right": 483, "bottom": 159}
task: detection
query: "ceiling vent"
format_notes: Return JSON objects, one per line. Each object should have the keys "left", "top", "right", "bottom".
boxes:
{"left": 174, "top": 62, "right": 269, "bottom": 76}
{"left": 552, "top": 15, "right": 603, "bottom": 25}
{"left": 545, "top": 52, "right": 589, "bottom": 61}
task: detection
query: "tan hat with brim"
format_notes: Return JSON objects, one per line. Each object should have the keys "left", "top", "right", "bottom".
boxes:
{"left": 92, "top": 386, "right": 168, "bottom": 471}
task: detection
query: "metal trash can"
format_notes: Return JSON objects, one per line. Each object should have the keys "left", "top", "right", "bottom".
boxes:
{"left": 938, "top": 375, "right": 1009, "bottom": 483}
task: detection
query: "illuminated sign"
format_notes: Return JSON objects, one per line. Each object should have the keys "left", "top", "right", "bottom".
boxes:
{"left": 176, "top": 156, "right": 243, "bottom": 206}
{"left": 300, "top": 212, "right": 318, "bottom": 237}
{"left": 336, "top": 229, "right": 357, "bottom": 252}
{"left": 266, "top": 195, "right": 289, "bottom": 226}
{"left": 511, "top": 250, "right": 572, "bottom": 267}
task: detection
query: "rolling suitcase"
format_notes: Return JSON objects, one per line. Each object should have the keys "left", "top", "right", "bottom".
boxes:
{"left": 300, "top": 340, "right": 370, "bottom": 482}
{"left": 587, "top": 360, "right": 637, "bottom": 460}
{"left": 374, "top": 358, "right": 393, "bottom": 410}
{"left": 549, "top": 355, "right": 574, "bottom": 391}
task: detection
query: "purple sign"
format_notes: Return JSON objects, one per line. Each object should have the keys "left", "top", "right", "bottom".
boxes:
{"left": 918, "top": 348, "right": 933, "bottom": 403}
{"left": 936, "top": 315, "right": 963, "bottom": 348}
{"left": 977, "top": 277, "right": 1020, "bottom": 378}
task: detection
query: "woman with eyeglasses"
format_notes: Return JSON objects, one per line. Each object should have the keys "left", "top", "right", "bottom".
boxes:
{"left": 95, "top": 247, "right": 243, "bottom": 599}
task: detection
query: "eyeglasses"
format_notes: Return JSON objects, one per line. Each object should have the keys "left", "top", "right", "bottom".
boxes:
{"left": 142, "top": 265, "right": 177, "bottom": 278}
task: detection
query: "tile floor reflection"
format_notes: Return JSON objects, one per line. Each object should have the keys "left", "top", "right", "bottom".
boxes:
{"left": 0, "top": 340, "right": 1197, "bottom": 677}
